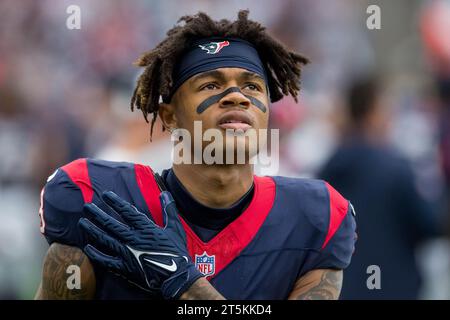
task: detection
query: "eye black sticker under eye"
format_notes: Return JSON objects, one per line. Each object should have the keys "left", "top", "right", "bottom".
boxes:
{"left": 196, "top": 87, "right": 267, "bottom": 114}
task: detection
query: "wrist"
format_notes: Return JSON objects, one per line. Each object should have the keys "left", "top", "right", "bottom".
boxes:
{"left": 161, "top": 263, "right": 204, "bottom": 300}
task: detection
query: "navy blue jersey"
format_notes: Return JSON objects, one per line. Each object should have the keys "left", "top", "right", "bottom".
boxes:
{"left": 38, "top": 158, "right": 357, "bottom": 299}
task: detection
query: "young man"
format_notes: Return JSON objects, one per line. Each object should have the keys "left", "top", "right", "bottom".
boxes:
{"left": 35, "top": 11, "right": 356, "bottom": 300}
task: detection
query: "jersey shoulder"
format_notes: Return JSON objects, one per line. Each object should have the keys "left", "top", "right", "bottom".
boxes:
{"left": 270, "top": 175, "right": 357, "bottom": 269}
{"left": 39, "top": 158, "right": 152, "bottom": 247}
{"left": 272, "top": 176, "right": 351, "bottom": 234}
{"left": 43, "top": 157, "right": 137, "bottom": 206}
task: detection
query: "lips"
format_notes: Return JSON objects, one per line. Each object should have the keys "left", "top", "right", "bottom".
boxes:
{"left": 217, "top": 111, "right": 253, "bottom": 131}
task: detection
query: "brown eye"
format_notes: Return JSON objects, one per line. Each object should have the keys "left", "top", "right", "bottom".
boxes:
{"left": 244, "top": 83, "right": 260, "bottom": 91}
{"left": 202, "top": 83, "right": 219, "bottom": 90}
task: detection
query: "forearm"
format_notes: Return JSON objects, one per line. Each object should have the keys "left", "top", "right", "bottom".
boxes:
{"left": 180, "top": 277, "right": 226, "bottom": 300}
{"left": 35, "top": 243, "right": 96, "bottom": 300}
{"left": 288, "top": 269, "right": 343, "bottom": 300}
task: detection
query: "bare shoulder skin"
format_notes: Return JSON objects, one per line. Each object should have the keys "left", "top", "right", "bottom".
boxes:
{"left": 35, "top": 243, "right": 96, "bottom": 300}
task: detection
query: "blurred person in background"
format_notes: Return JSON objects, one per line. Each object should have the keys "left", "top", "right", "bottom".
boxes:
{"left": 318, "top": 76, "right": 441, "bottom": 299}
{"left": 420, "top": 0, "right": 450, "bottom": 235}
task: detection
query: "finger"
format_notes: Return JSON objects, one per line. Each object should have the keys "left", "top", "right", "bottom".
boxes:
{"left": 83, "top": 244, "right": 124, "bottom": 271}
{"left": 83, "top": 203, "right": 131, "bottom": 240}
{"left": 102, "top": 190, "right": 130, "bottom": 210}
{"left": 160, "top": 191, "right": 184, "bottom": 234}
{"left": 78, "top": 218, "right": 123, "bottom": 254}
{"left": 102, "top": 191, "right": 156, "bottom": 229}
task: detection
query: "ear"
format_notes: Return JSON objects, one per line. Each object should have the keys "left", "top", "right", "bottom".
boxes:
{"left": 158, "top": 102, "right": 178, "bottom": 131}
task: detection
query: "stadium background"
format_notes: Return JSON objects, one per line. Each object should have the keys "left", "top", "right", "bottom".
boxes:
{"left": 0, "top": 0, "right": 449, "bottom": 299}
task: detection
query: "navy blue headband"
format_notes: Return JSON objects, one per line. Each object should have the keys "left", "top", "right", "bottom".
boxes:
{"left": 163, "top": 37, "right": 268, "bottom": 103}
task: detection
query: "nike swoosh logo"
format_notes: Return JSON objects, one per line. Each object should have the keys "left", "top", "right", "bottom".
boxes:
{"left": 143, "top": 258, "right": 177, "bottom": 272}
{"left": 126, "top": 245, "right": 180, "bottom": 273}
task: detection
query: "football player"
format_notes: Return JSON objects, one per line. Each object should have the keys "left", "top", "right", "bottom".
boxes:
{"left": 35, "top": 10, "right": 356, "bottom": 300}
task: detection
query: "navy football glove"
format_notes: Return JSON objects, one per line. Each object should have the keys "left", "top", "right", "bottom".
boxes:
{"left": 78, "top": 190, "right": 203, "bottom": 299}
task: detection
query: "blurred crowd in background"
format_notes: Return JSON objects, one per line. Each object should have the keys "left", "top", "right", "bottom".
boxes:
{"left": 1, "top": 0, "right": 449, "bottom": 299}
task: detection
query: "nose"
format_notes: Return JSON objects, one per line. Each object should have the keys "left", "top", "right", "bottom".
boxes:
{"left": 219, "top": 90, "right": 251, "bottom": 109}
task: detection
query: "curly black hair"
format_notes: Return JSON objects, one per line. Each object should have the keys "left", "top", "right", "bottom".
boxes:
{"left": 130, "top": 10, "right": 309, "bottom": 137}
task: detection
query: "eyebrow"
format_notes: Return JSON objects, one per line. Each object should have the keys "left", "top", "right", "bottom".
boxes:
{"left": 190, "top": 70, "right": 227, "bottom": 83}
{"left": 190, "top": 69, "right": 265, "bottom": 84}
{"left": 240, "top": 71, "right": 265, "bottom": 82}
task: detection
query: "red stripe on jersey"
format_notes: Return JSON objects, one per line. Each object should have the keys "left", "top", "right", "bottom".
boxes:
{"left": 136, "top": 172, "right": 276, "bottom": 280}
{"left": 61, "top": 158, "right": 94, "bottom": 203}
{"left": 181, "top": 176, "right": 276, "bottom": 280}
{"left": 321, "top": 182, "right": 349, "bottom": 250}
{"left": 134, "top": 164, "right": 164, "bottom": 227}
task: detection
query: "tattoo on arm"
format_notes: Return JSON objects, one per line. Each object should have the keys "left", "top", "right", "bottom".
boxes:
{"left": 289, "top": 269, "right": 343, "bottom": 300}
{"left": 179, "top": 277, "right": 225, "bottom": 300}
{"left": 35, "top": 243, "right": 96, "bottom": 300}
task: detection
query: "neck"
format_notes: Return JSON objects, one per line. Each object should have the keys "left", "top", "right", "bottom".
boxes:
{"left": 172, "top": 163, "right": 254, "bottom": 208}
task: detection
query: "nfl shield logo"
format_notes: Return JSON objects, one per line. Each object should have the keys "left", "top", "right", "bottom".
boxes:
{"left": 195, "top": 251, "right": 215, "bottom": 277}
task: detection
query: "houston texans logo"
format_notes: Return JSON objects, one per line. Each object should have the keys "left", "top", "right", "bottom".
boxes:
{"left": 198, "top": 41, "right": 230, "bottom": 54}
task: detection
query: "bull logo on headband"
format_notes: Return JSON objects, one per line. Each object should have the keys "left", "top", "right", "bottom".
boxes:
{"left": 198, "top": 41, "right": 230, "bottom": 54}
